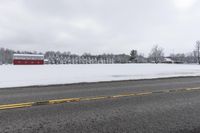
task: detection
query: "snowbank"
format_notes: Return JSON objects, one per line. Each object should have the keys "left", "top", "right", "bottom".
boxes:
{"left": 1, "top": 64, "right": 200, "bottom": 88}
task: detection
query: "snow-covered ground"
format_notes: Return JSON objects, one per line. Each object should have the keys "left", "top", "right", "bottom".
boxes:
{"left": 1, "top": 64, "right": 200, "bottom": 88}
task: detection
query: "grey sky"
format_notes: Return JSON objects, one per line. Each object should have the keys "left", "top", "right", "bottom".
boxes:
{"left": 0, "top": 0, "right": 199, "bottom": 55}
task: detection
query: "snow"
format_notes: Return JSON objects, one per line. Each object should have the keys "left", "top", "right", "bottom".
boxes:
{"left": 13, "top": 54, "right": 44, "bottom": 57}
{"left": 13, "top": 54, "right": 44, "bottom": 60}
{"left": 0, "top": 64, "right": 200, "bottom": 88}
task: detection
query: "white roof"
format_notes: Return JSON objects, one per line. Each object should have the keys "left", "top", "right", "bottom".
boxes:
{"left": 13, "top": 54, "right": 44, "bottom": 57}
{"left": 164, "top": 58, "right": 173, "bottom": 62}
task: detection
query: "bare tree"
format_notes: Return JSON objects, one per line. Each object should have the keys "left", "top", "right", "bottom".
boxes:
{"left": 149, "top": 45, "right": 164, "bottom": 64}
{"left": 195, "top": 41, "right": 200, "bottom": 64}
{"left": 170, "top": 53, "right": 185, "bottom": 63}
{"left": 130, "top": 49, "right": 138, "bottom": 63}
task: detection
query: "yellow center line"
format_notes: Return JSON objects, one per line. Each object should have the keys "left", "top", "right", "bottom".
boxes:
{"left": 136, "top": 92, "right": 152, "bottom": 96}
{"left": 0, "top": 102, "right": 34, "bottom": 107}
{"left": 0, "top": 103, "right": 33, "bottom": 110}
{"left": 0, "top": 87, "right": 200, "bottom": 111}
{"left": 49, "top": 98, "right": 81, "bottom": 104}
{"left": 185, "top": 87, "right": 200, "bottom": 91}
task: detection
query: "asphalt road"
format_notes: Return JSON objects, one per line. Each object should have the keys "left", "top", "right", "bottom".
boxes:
{"left": 1, "top": 77, "right": 200, "bottom": 133}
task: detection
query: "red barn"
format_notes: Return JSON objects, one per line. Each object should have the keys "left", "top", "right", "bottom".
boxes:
{"left": 13, "top": 54, "right": 44, "bottom": 65}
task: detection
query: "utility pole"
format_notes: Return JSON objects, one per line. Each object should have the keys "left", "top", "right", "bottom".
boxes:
{"left": 196, "top": 41, "right": 200, "bottom": 64}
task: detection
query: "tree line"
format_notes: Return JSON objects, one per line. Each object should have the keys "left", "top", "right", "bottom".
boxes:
{"left": 0, "top": 41, "right": 200, "bottom": 65}
{"left": 147, "top": 41, "right": 200, "bottom": 64}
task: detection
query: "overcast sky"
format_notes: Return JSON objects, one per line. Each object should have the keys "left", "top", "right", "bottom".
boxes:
{"left": 0, "top": 0, "right": 200, "bottom": 55}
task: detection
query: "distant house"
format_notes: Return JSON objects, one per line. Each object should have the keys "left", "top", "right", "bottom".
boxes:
{"left": 13, "top": 54, "right": 44, "bottom": 65}
{"left": 44, "top": 59, "right": 49, "bottom": 64}
{"left": 162, "top": 57, "right": 174, "bottom": 64}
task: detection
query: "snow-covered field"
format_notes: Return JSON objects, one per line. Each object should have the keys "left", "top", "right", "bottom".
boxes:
{"left": 1, "top": 64, "right": 200, "bottom": 88}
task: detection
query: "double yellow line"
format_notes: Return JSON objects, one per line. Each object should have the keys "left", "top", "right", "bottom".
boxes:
{"left": 1, "top": 87, "right": 200, "bottom": 111}
{"left": 0, "top": 102, "right": 34, "bottom": 110}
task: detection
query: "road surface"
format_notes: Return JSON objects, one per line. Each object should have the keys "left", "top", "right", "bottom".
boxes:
{"left": 1, "top": 77, "right": 200, "bottom": 133}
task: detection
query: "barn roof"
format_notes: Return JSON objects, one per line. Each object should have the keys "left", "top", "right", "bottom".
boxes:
{"left": 13, "top": 54, "right": 44, "bottom": 57}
